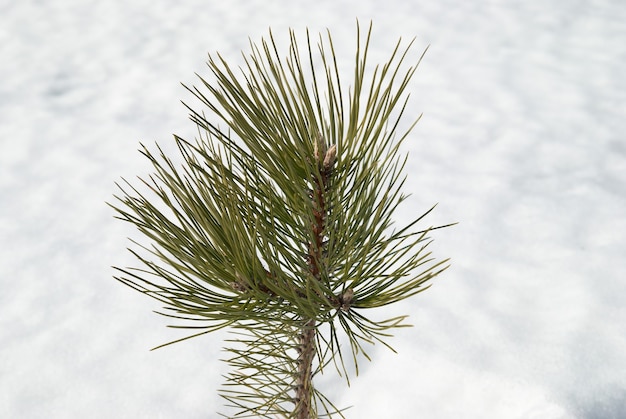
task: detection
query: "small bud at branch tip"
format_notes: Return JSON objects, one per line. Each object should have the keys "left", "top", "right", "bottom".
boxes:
{"left": 323, "top": 145, "right": 337, "bottom": 169}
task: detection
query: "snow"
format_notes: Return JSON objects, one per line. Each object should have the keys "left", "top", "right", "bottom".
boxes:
{"left": 1, "top": 0, "right": 625, "bottom": 417}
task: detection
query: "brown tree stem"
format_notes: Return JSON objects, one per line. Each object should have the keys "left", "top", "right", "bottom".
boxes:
{"left": 295, "top": 318, "right": 316, "bottom": 419}
{"left": 293, "top": 139, "right": 336, "bottom": 419}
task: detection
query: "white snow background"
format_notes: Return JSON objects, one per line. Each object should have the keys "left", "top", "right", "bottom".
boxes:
{"left": 1, "top": 0, "right": 625, "bottom": 418}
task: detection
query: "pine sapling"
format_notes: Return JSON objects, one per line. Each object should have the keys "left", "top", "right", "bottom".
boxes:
{"left": 110, "top": 22, "right": 454, "bottom": 418}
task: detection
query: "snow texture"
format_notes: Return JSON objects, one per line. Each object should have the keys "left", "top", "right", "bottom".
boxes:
{"left": 1, "top": 0, "right": 625, "bottom": 418}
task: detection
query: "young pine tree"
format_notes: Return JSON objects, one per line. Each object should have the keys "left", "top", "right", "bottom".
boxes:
{"left": 110, "top": 22, "right": 453, "bottom": 418}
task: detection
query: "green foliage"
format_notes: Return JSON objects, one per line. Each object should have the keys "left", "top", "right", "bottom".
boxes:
{"left": 110, "top": 22, "right": 452, "bottom": 418}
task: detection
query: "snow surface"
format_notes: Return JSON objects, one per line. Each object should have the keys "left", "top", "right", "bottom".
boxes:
{"left": 1, "top": 0, "right": 625, "bottom": 418}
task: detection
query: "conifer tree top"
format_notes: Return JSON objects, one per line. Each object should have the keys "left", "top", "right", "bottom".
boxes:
{"left": 110, "top": 21, "right": 453, "bottom": 418}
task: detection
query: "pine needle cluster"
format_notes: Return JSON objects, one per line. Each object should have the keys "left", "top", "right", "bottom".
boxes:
{"left": 110, "top": 22, "right": 452, "bottom": 418}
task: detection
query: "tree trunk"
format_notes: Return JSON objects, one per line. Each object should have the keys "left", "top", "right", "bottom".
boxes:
{"left": 295, "top": 318, "right": 316, "bottom": 419}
